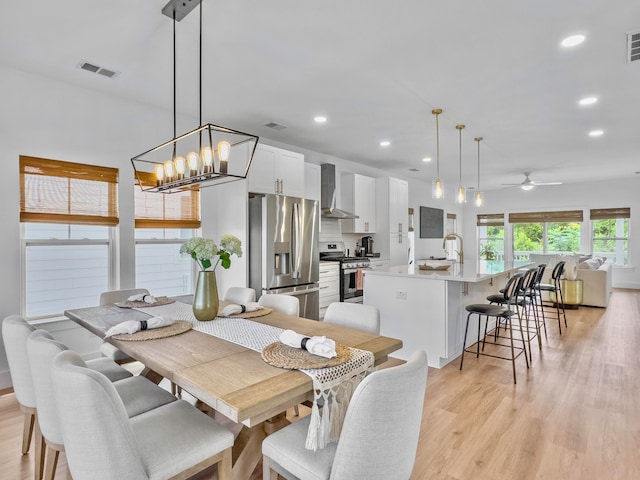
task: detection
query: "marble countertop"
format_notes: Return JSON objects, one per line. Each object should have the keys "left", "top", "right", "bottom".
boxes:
{"left": 365, "top": 260, "right": 534, "bottom": 283}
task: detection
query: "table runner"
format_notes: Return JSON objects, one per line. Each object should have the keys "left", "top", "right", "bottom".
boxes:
{"left": 133, "top": 301, "right": 374, "bottom": 450}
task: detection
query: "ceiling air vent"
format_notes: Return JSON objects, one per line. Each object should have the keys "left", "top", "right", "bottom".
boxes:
{"left": 264, "top": 122, "right": 287, "bottom": 131}
{"left": 627, "top": 31, "right": 640, "bottom": 63}
{"left": 409, "top": 168, "right": 420, "bottom": 172}
{"left": 78, "top": 60, "right": 120, "bottom": 79}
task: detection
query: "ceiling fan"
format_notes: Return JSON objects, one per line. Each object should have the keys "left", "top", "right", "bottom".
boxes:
{"left": 503, "top": 172, "right": 562, "bottom": 191}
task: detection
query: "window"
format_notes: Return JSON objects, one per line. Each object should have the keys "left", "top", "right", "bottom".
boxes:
{"left": 591, "top": 208, "right": 630, "bottom": 266}
{"left": 20, "top": 156, "right": 118, "bottom": 319}
{"left": 134, "top": 172, "right": 200, "bottom": 296}
{"left": 509, "top": 210, "right": 583, "bottom": 259}
{"left": 477, "top": 214, "right": 504, "bottom": 261}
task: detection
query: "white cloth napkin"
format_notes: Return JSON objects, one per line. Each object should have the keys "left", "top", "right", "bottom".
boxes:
{"left": 104, "top": 316, "right": 173, "bottom": 337}
{"left": 219, "top": 302, "right": 262, "bottom": 317}
{"left": 279, "top": 329, "right": 337, "bottom": 359}
{"left": 127, "top": 293, "right": 157, "bottom": 304}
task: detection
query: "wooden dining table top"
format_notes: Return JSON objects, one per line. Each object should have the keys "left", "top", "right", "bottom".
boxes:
{"left": 64, "top": 296, "right": 403, "bottom": 428}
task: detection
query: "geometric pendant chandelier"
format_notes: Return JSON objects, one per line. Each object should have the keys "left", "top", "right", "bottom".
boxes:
{"left": 131, "top": 0, "right": 258, "bottom": 193}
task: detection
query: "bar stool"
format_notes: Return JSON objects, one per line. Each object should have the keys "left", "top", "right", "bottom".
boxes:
{"left": 487, "top": 267, "right": 540, "bottom": 360}
{"left": 537, "top": 261, "right": 567, "bottom": 334}
{"left": 460, "top": 274, "right": 529, "bottom": 384}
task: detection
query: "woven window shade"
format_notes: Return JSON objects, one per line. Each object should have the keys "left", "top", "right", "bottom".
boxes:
{"left": 508, "top": 210, "right": 583, "bottom": 223}
{"left": 590, "top": 208, "right": 630, "bottom": 220}
{"left": 477, "top": 214, "right": 504, "bottom": 227}
{"left": 447, "top": 213, "right": 457, "bottom": 219}
{"left": 134, "top": 172, "right": 201, "bottom": 228}
{"left": 20, "top": 155, "right": 119, "bottom": 225}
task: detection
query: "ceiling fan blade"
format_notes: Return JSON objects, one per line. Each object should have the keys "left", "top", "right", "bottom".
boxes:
{"left": 532, "top": 181, "right": 562, "bottom": 186}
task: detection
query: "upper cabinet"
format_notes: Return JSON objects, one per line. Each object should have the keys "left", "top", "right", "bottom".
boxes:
{"left": 248, "top": 144, "right": 305, "bottom": 197}
{"left": 304, "top": 163, "right": 321, "bottom": 201}
{"left": 341, "top": 173, "right": 376, "bottom": 233}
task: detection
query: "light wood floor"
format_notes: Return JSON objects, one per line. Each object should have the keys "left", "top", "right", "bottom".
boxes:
{"left": 2, "top": 288, "right": 639, "bottom": 479}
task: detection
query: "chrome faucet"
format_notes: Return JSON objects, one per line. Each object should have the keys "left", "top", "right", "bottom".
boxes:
{"left": 443, "top": 233, "right": 464, "bottom": 264}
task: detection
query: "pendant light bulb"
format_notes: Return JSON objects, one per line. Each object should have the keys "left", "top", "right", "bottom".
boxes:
{"left": 474, "top": 137, "right": 484, "bottom": 208}
{"left": 155, "top": 164, "right": 165, "bottom": 186}
{"left": 217, "top": 140, "right": 231, "bottom": 174}
{"left": 186, "top": 151, "right": 199, "bottom": 176}
{"left": 201, "top": 146, "right": 213, "bottom": 173}
{"left": 433, "top": 178, "right": 444, "bottom": 199}
{"left": 174, "top": 156, "right": 186, "bottom": 179}
{"left": 164, "top": 159, "right": 175, "bottom": 181}
{"left": 431, "top": 109, "right": 445, "bottom": 199}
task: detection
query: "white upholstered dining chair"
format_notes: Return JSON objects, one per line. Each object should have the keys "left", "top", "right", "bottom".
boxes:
{"left": 262, "top": 350, "right": 429, "bottom": 480}
{"left": 99, "top": 288, "right": 150, "bottom": 365}
{"left": 52, "top": 350, "right": 234, "bottom": 480}
{"left": 26, "top": 329, "right": 178, "bottom": 480}
{"left": 258, "top": 293, "right": 300, "bottom": 316}
{"left": 2, "top": 315, "right": 39, "bottom": 465}
{"left": 323, "top": 302, "right": 380, "bottom": 334}
{"left": 293, "top": 301, "right": 380, "bottom": 416}
{"left": 223, "top": 287, "right": 256, "bottom": 305}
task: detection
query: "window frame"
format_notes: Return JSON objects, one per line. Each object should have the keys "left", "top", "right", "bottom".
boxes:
{"left": 590, "top": 208, "right": 630, "bottom": 266}
{"left": 20, "top": 223, "right": 117, "bottom": 320}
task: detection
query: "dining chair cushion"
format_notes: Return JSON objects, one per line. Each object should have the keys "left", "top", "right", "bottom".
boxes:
{"left": 86, "top": 356, "right": 135, "bottom": 382}
{"left": 263, "top": 350, "right": 428, "bottom": 480}
{"left": 223, "top": 287, "right": 256, "bottom": 305}
{"left": 2, "top": 315, "right": 37, "bottom": 409}
{"left": 323, "top": 302, "right": 380, "bottom": 334}
{"left": 52, "top": 350, "right": 234, "bottom": 480}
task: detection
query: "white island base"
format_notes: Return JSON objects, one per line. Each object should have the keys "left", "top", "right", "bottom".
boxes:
{"left": 364, "top": 261, "right": 532, "bottom": 368}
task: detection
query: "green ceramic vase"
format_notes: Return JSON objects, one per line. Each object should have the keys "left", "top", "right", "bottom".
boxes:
{"left": 193, "top": 270, "right": 219, "bottom": 321}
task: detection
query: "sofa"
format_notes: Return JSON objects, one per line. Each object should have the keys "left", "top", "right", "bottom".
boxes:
{"left": 528, "top": 254, "right": 612, "bottom": 308}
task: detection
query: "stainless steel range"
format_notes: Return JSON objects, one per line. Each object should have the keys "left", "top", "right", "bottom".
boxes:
{"left": 319, "top": 241, "right": 370, "bottom": 303}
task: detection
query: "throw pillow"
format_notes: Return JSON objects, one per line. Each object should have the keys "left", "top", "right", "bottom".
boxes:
{"left": 579, "top": 261, "right": 596, "bottom": 270}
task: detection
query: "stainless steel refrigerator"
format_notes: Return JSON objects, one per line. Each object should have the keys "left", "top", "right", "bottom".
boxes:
{"left": 248, "top": 193, "right": 320, "bottom": 320}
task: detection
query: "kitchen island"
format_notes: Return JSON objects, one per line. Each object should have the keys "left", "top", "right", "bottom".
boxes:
{"left": 363, "top": 260, "right": 533, "bottom": 368}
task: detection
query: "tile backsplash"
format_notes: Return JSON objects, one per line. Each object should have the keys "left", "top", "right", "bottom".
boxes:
{"left": 319, "top": 218, "right": 374, "bottom": 256}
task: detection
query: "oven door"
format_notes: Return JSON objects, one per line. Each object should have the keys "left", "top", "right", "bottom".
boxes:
{"left": 341, "top": 266, "right": 369, "bottom": 303}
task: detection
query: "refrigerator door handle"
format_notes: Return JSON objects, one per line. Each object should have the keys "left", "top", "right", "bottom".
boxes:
{"left": 287, "top": 286, "right": 321, "bottom": 296}
{"left": 291, "top": 202, "right": 302, "bottom": 279}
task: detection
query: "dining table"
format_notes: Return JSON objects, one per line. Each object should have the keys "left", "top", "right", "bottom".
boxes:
{"left": 64, "top": 295, "right": 403, "bottom": 480}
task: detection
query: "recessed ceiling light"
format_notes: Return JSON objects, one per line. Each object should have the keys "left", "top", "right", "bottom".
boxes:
{"left": 314, "top": 115, "right": 327, "bottom": 123}
{"left": 578, "top": 97, "right": 598, "bottom": 106}
{"left": 422, "top": 157, "right": 432, "bottom": 162}
{"left": 589, "top": 129, "right": 604, "bottom": 137}
{"left": 379, "top": 141, "right": 390, "bottom": 147}
{"left": 561, "top": 34, "right": 586, "bottom": 47}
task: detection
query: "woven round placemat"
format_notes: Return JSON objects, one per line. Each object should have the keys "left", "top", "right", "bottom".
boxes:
{"left": 220, "top": 307, "right": 273, "bottom": 319}
{"left": 261, "top": 342, "right": 351, "bottom": 370}
{"left": 115, "top": 296, "right": 176, "bottom": 308}
{"left": 111, "top": 320, "right": 192, "bottom": 341}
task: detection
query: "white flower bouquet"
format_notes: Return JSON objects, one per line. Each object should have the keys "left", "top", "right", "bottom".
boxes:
{"left": 180, "top": 235, "right": 242, "bottom": 271}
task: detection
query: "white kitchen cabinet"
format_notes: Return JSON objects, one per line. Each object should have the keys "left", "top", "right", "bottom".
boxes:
{"left": 341, "top": 173, "right": 376, "bottom": 233}
{"left": 375, "top": 177, "right": 409, "bottom": 266}
{"left": 248, "top": 144, "right": 305, "bottom": 197}
{"left": 304, "top": 162, "right": 321, "bottom": 201}
{"left": 319, "top": 262, "right": 340, "bottom": 320}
